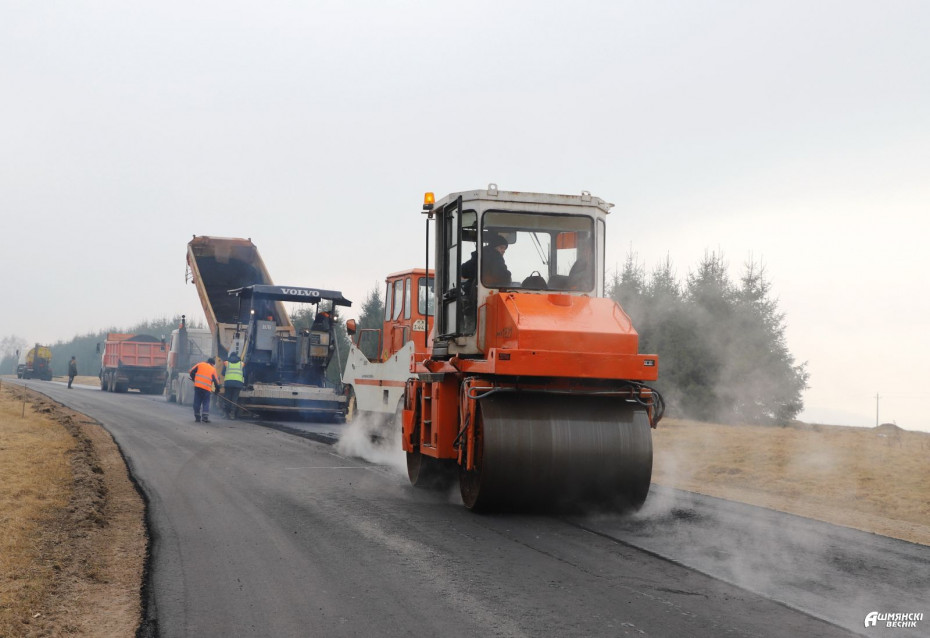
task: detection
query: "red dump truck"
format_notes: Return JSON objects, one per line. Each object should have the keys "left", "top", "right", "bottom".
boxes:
{"left": 99, "top": 333, "right": 168, "bottom": 394}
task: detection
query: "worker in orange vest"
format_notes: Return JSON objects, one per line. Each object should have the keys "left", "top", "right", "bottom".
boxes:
{"left": 189, "top": 357, "right": 220, "bottom": 423}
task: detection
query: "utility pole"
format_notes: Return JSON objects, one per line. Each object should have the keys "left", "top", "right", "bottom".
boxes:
{"left": 875, "top": 393, "right": 880, "bottom": 427}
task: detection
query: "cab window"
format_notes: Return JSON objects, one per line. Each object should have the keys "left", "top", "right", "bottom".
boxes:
{"left": 418, "top": 276, "right": 435, "bottom": 315}
{"left": 480, "top": 212, "right": 595, "bottom": 292}
{"left": 392, "top": 280, "right": 403, "bottom": 320}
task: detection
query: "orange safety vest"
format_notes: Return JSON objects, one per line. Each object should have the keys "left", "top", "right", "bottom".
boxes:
{"left": 191, "top": 362, "right": 217, "bottom": 391}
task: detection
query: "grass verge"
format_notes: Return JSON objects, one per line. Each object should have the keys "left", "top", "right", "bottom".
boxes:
{"left": 0, "top": 383, "right": 144, "bottom": 636}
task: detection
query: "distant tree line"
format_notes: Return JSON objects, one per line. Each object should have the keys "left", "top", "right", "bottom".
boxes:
{"left": 4, "top": 261, "right": 805, "bottom": 427}
{"left": 0, "top": 295, "right": 390, "bottom": 388}
{"left": 0, "top": 315, "right": 204, "bottom": 378}
{"left": 610, "top": 251, "right": 808, "bottom": 425}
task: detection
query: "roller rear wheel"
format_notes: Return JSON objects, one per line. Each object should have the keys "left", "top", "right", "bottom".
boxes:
{"left": 459, "top": 393, "right": 653, "bottom": 512}
{"left": 407, "top": 451, "right": 456, "bottom": 490}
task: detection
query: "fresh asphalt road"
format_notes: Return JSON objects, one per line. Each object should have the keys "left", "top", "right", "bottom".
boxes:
{"left": 10, "top": 379, "right": 928, "bottom": 638}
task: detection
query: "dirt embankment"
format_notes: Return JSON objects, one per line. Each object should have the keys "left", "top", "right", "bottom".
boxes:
{"left": 0, "top": 384, "right": 145, "bottom": 637}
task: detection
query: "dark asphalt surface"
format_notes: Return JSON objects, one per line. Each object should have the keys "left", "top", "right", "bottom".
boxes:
{"left": 10, "top": 378, "right": 928, "bottom": 637}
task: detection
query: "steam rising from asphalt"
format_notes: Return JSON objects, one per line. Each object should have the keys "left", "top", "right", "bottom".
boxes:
{"left": 335, "top": 413, "right": 463, "bottom": 505}
{"left": 576, "top": 442, "right": 927, "bottom": 638}
{"left": 335, "top": 413, "right": 406, "bottom": 475}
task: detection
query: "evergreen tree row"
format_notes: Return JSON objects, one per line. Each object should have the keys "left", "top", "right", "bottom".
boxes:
{"left": 610, "top": 251, "right": 808, "bottom": 425}
{"left": 0, "top": 315, "right": 204, "bottom": 378}
{"left": 3, "top": 263, "right": 806, "bottom": 427}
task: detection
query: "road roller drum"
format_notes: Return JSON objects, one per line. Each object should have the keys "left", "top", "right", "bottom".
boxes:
{"left": 459, "top": 393, "right": 653, "bottom": 511}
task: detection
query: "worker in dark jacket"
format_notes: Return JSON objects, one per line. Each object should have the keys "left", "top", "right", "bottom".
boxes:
{"left": 462, "top": 232, "right": 511, "bottom": 288}
{"left": 221, "top": 352, "right": 245, "bottom": 419}
{"left": 67, "top": 356, "right": 78, "bottom": 389}
{"left": 189, "top": 357, "right": 220, "bottom": 423}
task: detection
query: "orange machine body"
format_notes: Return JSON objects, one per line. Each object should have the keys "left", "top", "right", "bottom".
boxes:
{"left": 399, "top": 187, "right": 662, "bottom": 486}
{"left": 403, "top": 290, "right": 660, "bottom": 466}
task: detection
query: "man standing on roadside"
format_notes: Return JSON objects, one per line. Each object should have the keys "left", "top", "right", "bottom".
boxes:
{"left": 189, "top": 357, "right": 220, "bottom": 423}
{"left": 67, "top": 356, "right": 78, "bottom": 389}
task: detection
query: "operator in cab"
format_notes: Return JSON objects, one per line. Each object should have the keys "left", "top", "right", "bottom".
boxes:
{"left": 568, "top": 236, "right": 594, "bottom": 291}
{"left": 462, "top": 232, "right": 511, "bottom": 288}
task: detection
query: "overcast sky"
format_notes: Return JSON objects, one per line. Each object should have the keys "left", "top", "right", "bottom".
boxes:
{"left": 2, "top": 1, "right": 928, "bottom": 431}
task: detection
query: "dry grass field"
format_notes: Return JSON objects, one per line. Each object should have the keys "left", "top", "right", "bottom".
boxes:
{"left": 0, "top": 383, "right": 144, "bottom": 637}
{"left": 653, "top": 418, "right": 930, "bottom": 546}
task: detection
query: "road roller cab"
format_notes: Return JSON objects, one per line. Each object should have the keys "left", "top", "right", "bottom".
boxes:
{"left": 425, "top": 184, "right": 614, "bottom": 359}
{"left": 404, "top": 185, "right": 664, "bottom": 511}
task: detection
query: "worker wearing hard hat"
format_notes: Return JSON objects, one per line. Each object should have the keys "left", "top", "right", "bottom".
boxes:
{"left": 221, "top": 352, "right": 245, "bottom": 419}
{"left": 189, "top": 357, "right": 220, "bottom": 423}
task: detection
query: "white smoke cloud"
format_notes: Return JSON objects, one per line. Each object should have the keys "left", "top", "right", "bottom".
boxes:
{"left": 335, "top": 413, "right": 406, "bottom": 475}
